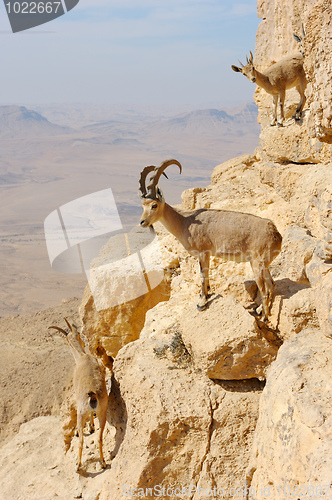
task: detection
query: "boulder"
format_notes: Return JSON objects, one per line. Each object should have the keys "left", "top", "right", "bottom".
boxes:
{"left": 180, "top": 296, "right": 279, "bottom": 380}
{"left": 273, "top": 224, "right": 316, "bottom": 284}
{"left": 79, "top": 228, "right": 176, "bottom": 357}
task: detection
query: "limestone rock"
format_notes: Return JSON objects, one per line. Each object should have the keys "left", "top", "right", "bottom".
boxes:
{"left": 270, "top": 283, "right": 319, "bottom": 340}
{"left": 273, "top": 224, "right": 316, "bottom": 284}
{"left": 314, "top": 272, "right": 332, "bottom": 338}
{"left": 180, "top": 296, "right": 279, "bottom": 380}
{"left": 246, "top": 330, "right": 332, "bottom": 498}
{"left": 210, "top": 154, "right": 257, "bottom": 186}
{"left": 258, "top": 114, "right": 328, "bottom": 164}
{"left": 0, "top": 298, "right": 80, "bottom": 444}
{"left": 79, "top": 228, "right": 174, "bottom": 358}
{"left": 306, "top": 183, "right": 332, "bottom": 242}
{"left": 0, "top": 415, "right": 115, "bottom": 500}
{"left": 304, "top": 0, "right": 332, "bottom": 143}
{"left": 306, "top": 249, "right": 332, "bottom": 338}
{"left": 99, "top": 335, "right": 262, "bottom": 500}
{"left": 0, "top": 343, "right": 262, "bottom": 500}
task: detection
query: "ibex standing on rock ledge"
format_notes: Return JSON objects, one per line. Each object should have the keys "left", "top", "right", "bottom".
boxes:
{"left": 49, "top": 319, "right": 111, "bottom": 471}
{"left": 232, "top": 32, "right": 307, "bottom": 127}
{"left": 139, "top": 159, "right": 282, "bottom": 322}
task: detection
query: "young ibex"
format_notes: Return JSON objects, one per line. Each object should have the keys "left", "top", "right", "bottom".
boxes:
{"left": 139, "top": 160, "right": 282, "bottom": 322}
{"left": 49, "top": 319, "right": 111, "bottom": 471}
{"left": 231, "top": 36, "right": 307, "bottom": 126}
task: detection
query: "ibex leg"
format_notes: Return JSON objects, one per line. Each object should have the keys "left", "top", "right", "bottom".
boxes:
{"left": 271, "top": 95, "right": 278, "bottom": 126}
{"left": 197, "top": 251, "right": 210, "bottom": 311}
{"left": 251, "top": 261, "right": 270, "bottom": 322}
{"left": 293, "top": 84, "right": 306, "bottom": 120}
{"left": 98, "top": 410, "right": 107, "bottom": 469}
{"left": 277, "top": 89, "right": 285, "bottom": 126}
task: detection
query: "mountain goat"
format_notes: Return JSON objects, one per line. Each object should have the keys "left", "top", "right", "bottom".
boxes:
{"left": 139, "top": 159, "right": 282, "bottom": 322}
{"left": 49, "top": 319, "right": 111, "bottom": 471}
{"left": 232, "top": 30, "right": 307, "bottom": 126}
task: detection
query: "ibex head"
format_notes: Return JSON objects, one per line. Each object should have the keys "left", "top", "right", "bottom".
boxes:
{"left": 49, "top": 318, "right": 86, "bottom": 351}
{"left": 293, "top": 23, "right": 306, "bottom": 55}
{"left": 139, "top": 159, "right": 182, "bottom": 228}
{"left": 231, "top": 51, "right": 256, "bottom": 82}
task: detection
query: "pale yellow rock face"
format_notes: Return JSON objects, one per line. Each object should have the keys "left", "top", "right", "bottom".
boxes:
{"left": 99, "top": 334, "right": 262, "bottom": 500}
{"left": 180, "top": 296, "right": 279, "bottom": 380}
{"left": 79, "top": 279, "right": 170, "bottom": 358}
{"left": 79, "top": 230, "right": 175, "bottom": 357}
{"left": 246, "top": 330, "right": 332, "bottom": 498}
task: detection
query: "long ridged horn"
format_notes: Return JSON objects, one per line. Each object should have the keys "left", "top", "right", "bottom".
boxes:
{"left": 146, "top": 159, "right": 182, "bottom": 200}
{"left": 249, "top": 51, "right": 254, "bottom": 63}
{"left": 64, "top": 317, "right": 73, "bottom": 332}
{"left": 138, "top": 165, "right": 156, "bottom": 198}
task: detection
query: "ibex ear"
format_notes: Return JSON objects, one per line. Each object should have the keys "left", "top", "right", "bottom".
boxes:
{"left": 293, "top": 33, "right": 302, "bottom": 43}
{"left": 156, "top": 187, "right": 164, "bottom": 202}
{"left": 231, "top": 65, "right": 242, "bottom": 73}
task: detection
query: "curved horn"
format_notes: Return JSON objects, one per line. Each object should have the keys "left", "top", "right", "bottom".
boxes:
{"left": 138, "top": 165, "right": 156, "bottom": 198}
{"left": 301, "top": 23, "right": 306, "bottom": 38}
{"left": 48, "top": 326, "right": 69, "bottom": 337}
{"left": 249, "top": 51, "right": 254, "bottom": 63}
{"left": 146, "top": 159, "right": 182, "bottom": 200}
{"left": 64, "top": 317, "right": 73, "bottom": 332}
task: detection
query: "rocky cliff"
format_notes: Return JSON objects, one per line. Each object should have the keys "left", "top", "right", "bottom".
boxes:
{"left": 0, "top": 1, "right": 331, "bottom": 499}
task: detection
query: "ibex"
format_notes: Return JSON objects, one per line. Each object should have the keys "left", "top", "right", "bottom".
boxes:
{"left": 231, "top": 33, "right": 307, "bottom": 126}
{"left": 139, "top": 160, "right": 282, "bottom": 322}
{"left": 49, "top": 319, "right": 111, "bottom": 471}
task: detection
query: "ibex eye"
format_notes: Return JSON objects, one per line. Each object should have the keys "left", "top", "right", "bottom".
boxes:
{"left": 152, "top": 204, "right": 158, "bottom": 209}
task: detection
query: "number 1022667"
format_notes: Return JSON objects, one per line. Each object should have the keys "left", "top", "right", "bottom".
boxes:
{"left": 5, "top": 2, "right": 62, "bottom": 14}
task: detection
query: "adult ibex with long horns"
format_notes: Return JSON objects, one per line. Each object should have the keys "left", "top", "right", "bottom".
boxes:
{"left": 139, "top": 159, "right": 282, "bottom": 322}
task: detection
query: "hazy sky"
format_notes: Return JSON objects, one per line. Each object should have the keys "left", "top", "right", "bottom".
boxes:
{"left": 1, "top": 0, "right": 260, "bottom": 108}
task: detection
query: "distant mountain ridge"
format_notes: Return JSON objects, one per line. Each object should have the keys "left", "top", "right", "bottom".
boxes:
{"left": 0, "top": 105, "right": 73, "bottom": 138}
{"left": 0, "top": 103, "right": 259, "bottom": 141}
{"left": 145, "top": 103, "right": 259, "bottom": 136}
{"left": 79, "top": 102, "right": 259, "bottom": 140}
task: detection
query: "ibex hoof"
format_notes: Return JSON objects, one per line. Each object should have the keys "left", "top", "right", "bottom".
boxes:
{"left": 101, "top": 460, "right": 107, "bottom": 469}
{"left": 254, "top": 305, "right": 269, "bottom": 323}
{"left": 276, "top": 122, "right": 284, "bottom": 127}
{"left": 76, "top": 463, "right": 81, "bottom": 472}
{"left": 197, "top": 298, "right": 207, "bottom": 311}
{"left": 197, "top": 293, "right": 208, "bottom": 311}
{"left": 255, "top": 304, "right": 263, "bottom": 316}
